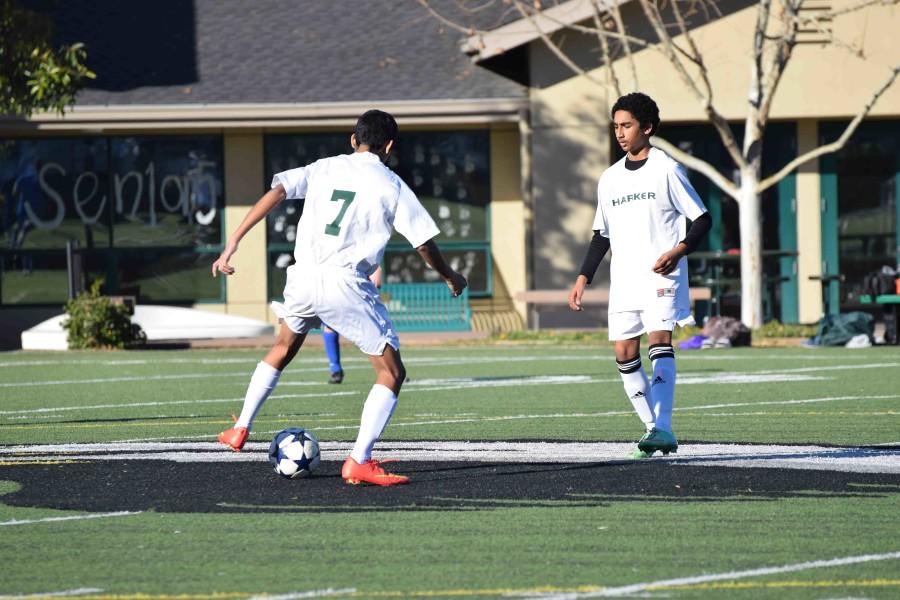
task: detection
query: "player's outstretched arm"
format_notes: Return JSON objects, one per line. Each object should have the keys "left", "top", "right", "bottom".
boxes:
{"left": 415, "top": 239, "right": 467, "bottom": 297}
{"left": 212, "top": 184, "right": 287, "bottom": 277}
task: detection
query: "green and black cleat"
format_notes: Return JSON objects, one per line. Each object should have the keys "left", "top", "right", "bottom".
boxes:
{"left": 637, "top": 427, "right": 678, "bottom": 455}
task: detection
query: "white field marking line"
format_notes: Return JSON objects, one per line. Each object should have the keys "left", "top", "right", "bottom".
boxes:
{"left": 2, "top": 357, "right": 893, "bottom": 390}
{"left": 533, "top": 551, "right": 900, "bottom": 599}
{"left": 100, "top": 393, "right": 900, "bottom": 445}
{"left": 0, "top": 372, "right": 249, "bottom": 388}
{"left": 0, "top": 358, "right": 580, "bottom": 388}
{"left": 0, "top": 354, "right": 607, "bottom": 370}
{"left": 1, "top": 351, "right": 894, "bottom": 369}
{"left": 399, "top": 373, "right": 825, "bottom": 394}
{"left": 677, "top": 393, "right": 900, "bottom": 412}
{"left": 0, "top": 590, "right": 104, "bottom": 599}
{"left": 0, "top": 511, "right": 141, "bottom": 527}
{"left": 289, "top": 393, "right": 900, "bottom": 433}
{"left": 0, "top": 391, "right": 358, "bottom": 416}
{"left": 247, "top": 589, "right": 356, "bottom": 600}
{"left": 4, "top": 442, "right": 900, "bottom": 475}
{"left": 0, "top": 371, "right": 837, "bottom": 419}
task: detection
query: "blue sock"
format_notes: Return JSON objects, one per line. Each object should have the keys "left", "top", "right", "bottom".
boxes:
{"left": 323, "top": 329, "right": 341, "bottom": 373}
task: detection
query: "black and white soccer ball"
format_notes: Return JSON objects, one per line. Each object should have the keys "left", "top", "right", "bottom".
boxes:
{"left": 268, "top": 428, "right": 320, "bottom": 479}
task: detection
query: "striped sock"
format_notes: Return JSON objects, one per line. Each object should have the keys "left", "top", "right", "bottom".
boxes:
{"left": 616, "top": 355, "right": 654, "bottom": 429}
{"left": 648, "top": 344, "right": 676, "bottom": 432}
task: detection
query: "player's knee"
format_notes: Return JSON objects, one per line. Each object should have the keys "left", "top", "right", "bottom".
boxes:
{"left": 379, "top": 360, "right": 406, "bottom": 389}
{"left": 269, "top": 340, "right": 297, "bottom": 369}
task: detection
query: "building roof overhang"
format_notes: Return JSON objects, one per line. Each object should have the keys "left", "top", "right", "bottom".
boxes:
{"left": 0, "top": 98, "right": 527, "bottom": 133}
{"left": 462, "top": 0, "right": 629, "bottom": 84}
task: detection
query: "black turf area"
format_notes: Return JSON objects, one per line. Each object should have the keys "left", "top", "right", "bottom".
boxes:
{"left": 3, "top": 461, "right": 900, "bottom": 513}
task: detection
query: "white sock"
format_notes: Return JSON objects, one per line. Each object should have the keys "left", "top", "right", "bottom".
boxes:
{"left": 616, "top": 355, "right": 655, "bottom": 430}
{"left": 350, "top": 384, "right": 398, "bottom": 464}
{"left": 649, "top": 344, "right": 676, "bottom": 432}
{"left": 234, "top": 361, "right": 282, "bottom": 430}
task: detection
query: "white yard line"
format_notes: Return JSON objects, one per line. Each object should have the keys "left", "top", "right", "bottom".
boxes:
{"left": 246, "top": 589, "right": 356, "bottom": 600}
{"left": 59, "top": 392, "right": 896, "bottom": 445}
{"left": 3, "top": 441, "right": 898, "bottom": 473}
{"left": 0, "top": 511, "right": 141, "bottom": 527}
{"left": 0, "top": 351, "right": 894, "bottom": 370}
{"left": 0, "top": 372, "right": 249, "bottom": 388}
{"left": 5, "top": 356, "right": 892, "bottom": 389}
{"left": 4, "top": 372, "right": 870, "bottom": 419}
{"left": 0, "top": 590, "right": 104, "bottom": 599}
{"left": 0, "top": 391, "right": 358, "bottom": 416}
{"left": 530, "top": 550, "right": 900, "bottom": 599}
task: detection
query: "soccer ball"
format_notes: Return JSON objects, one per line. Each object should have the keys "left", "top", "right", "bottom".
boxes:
{"left": 268, "top": 428, "right": 320, "bottom": 479}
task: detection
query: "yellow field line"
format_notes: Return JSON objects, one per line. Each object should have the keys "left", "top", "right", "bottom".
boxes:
{"left": 659, "top": 578, "right": 900, "bottom": 590}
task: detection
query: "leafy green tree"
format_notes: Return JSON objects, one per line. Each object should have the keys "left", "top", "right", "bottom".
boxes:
{"left": 0, "top": 0, "right": 95, "bottom": 116}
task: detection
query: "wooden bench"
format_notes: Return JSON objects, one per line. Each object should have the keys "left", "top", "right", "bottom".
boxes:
{"left": 515, "top": 287, "right": 712, "bottom": 329}
{"left": 515, "top": 287, "right": 712, "bottom": 305}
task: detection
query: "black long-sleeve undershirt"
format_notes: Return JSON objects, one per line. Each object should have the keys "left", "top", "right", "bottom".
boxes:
{"left": 578, "top": 231, "right": 610, "bottom": 284}
{"left": 679, "top": 212, "right": 712, "bottom": 255}
{"left": 577, "top": 212, "right": 712, "bottom": 284}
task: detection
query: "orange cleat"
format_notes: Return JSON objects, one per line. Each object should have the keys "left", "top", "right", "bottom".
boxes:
{"left": 218, "top": 426, "right": 248, "bottom": 452}
{"left": 341, "top": 457, "right": 410, "bottom": 486}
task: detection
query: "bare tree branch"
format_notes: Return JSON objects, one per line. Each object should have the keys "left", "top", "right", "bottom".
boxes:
{"left": 809, "top": 0, "right": 898, "bottom": 21}
{"left": 757, "top": 63, "right": 900, "bottom": 193}
{"left": 509, "top": 1, "right": 611, "bottom": 87}
{"left": 416, "top": 0, "right": 478, "bottom": 35}
{"left": 609, "top": 0, "right": 639, "bottom": 89}
{"left": 756, "top": 0, "right": 799, "bottom": 129}
{"left": 637, "top": 0, "right": 747, "bottom": 171}
{"left": 590, "top": 1, "right": 622, "bottom": 94}
{"left": 651, "top": 136, "right": 740, "bottom": 199}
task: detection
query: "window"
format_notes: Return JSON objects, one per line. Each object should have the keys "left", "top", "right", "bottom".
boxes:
{"left": 0, "top": 136, "right": 225, "bottom": 305}
{"left": 263, "top": 130, "right": 492, "bottom": 297}
{"left": 820, "top": 120, "right": 900, "bottom": 306}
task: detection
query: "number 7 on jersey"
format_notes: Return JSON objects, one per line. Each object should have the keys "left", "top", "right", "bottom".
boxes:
{"left": 325, "top": 189, "right": 356, "bottom": 236}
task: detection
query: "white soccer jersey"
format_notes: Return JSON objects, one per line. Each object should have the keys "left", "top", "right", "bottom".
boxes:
{"left": 592, "top": 147, "right": 707, "bottom": 314}
{"left": 272, "top": 151, "right": 440, "bottom": 276}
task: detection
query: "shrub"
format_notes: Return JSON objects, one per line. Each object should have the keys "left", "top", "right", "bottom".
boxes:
{"left": 752, "top": 320, "right": 817, "bottom": 339}
{"left": 62, "top": 280, "right": 146, "bottom": 349}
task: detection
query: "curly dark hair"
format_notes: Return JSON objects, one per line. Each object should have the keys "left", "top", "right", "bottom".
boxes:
{"left": 355, "top": 110, "right": 398, "bottom": 152}
{"left": 611, "top": 93, "right": 660, "bottom": 136}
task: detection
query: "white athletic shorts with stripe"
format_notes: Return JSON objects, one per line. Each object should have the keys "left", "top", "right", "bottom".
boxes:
{"left": 271, "top": 263, "right": 399, "bottom": 356}
{"left": 607, "top": 307, "right": 696, "bottom": 341}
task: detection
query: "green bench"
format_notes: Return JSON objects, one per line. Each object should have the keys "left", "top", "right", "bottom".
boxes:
{"left": 381, "top": 283, "right": 472, "bottom": 332}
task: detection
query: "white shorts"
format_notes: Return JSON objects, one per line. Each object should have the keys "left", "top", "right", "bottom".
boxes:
{"left": 271, "top": 264, "right": 399, "bottom": 356}
{"left": 607, "top": 307, "right": 696, "bottom": 341}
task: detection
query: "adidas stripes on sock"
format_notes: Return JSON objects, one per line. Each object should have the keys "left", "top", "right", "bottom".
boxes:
{"left": 234, "top": 361, "right": 282, "bottom": 430}
{"left": 616, "top": 355, "right": 655, "bottom": 430}
{"left": 648, "top": 344, "right": 676, "bottom": 433}
{"left": 350, "top": 384, "right": 398, "bottom": 464}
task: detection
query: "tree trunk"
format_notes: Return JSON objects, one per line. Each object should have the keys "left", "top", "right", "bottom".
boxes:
{"left": 738, "top": 170, "right": 764, "bottom": 328}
